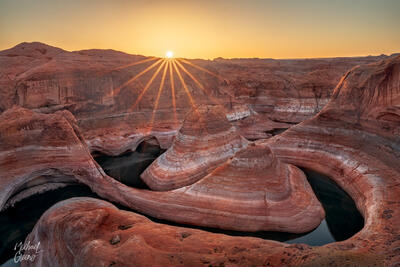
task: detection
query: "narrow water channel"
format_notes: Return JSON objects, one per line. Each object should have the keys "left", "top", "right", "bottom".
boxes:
{"left": 0, "top": 151, "right": 364, "bottom": 265}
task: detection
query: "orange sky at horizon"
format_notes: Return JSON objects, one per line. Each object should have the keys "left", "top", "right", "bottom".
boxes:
{"left": 0, "top": 0, "right": 399, "bottom": 59}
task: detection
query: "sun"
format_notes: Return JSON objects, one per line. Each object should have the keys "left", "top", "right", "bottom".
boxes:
{"left": 165, "top": 51, "right": 174, "bottom": 58}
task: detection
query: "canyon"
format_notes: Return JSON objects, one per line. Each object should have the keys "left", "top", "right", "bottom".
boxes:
{"left": 0, "top": 42, "right": 391, "bottom": 154}
{"left": 0, "top": 42, "right": 399, "bottom": 266}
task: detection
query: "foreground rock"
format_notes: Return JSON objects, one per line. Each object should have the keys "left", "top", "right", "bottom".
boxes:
{"left": 141, "top": 105, "right": 248, "bottom": 190}
{"left": 22, "top": 198, "right": 382, "bottom": 267}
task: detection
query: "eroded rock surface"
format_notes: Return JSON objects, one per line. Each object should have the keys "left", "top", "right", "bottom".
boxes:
{"left": 167, "top": 144, "right": 324, "bottom": 232}
{"left": 1, "top": 44, "right": 399, "bottom": 265}
{"left": 20, "top": 55, "right": 400, "bottom": 267}
{"left": 22, "top": 198, "right": 383, "bottom": 267}
{"left": 141, "top": 105, "right": 248, "bottom": 191}
{"left": 266, "top": 55, "right": 400, "bottom": 265}
{"left": 0, "top": 104, "right": 322, "bottom": 232}
{"left": 231, "top": 111, "right": 293, "bottom": 140}
{"left": 0, "top": 42, "right": 391, "bottom": 155}
{"left": 0, "top": 107, "right": 105, "bottom": 210}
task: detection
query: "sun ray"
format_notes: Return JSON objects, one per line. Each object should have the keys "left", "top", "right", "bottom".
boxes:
{"left": 149, "top": 60, "right": 168, "bottom": 132}
{"left": 111, "top": 58, "right": 163, "bottom": 97}
{"left": 178, "top": 58, "right": 223, "bottom": 80}
{"left": 178, "top": 58, "right": 235, "bottom": 99}
{"left": 128, "top": 60, "right": 167, "bottom": 112}
{"left": 168, "top": 60, "right": 178, "bottom": 124}
{"left": 172, "top": 59, "right": 197, "bottom": 111}
{"left": 175, "top": 60, "right": 227, "bottom": 111}
{"left": 112, "top": 57, "right": 158, "bottom": 71}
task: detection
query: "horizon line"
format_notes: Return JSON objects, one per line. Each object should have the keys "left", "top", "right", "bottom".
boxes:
{"left": 2, "top": 41, "right": 399, "bottom": 61}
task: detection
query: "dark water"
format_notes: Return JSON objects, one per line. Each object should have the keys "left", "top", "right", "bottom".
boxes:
{"left": 0, "top": 152, "right": 364, "bottom": 265}
{"left": 300, "top": 168, "right": 364, "bottom": 242}
{"left": 0, "top": 185, "right": 98, "bottom": 265}
{"left": 94, "top": 140, "right": 165, "bottom": 189}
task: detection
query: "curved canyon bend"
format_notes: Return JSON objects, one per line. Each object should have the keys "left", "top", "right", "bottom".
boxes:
{"left": 0, "top": 42, "right": 399, "bottom": 266}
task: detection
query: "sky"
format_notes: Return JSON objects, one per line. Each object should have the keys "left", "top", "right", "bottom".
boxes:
{"left": 0, "top": 0, "right": 399, "bottom": 59}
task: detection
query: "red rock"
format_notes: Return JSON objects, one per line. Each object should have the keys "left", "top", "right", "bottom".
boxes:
{"left": 0, "top": 107, "right": 108, "bottom": 210}
{"left": 230, "top": 111, "right": 293, "bottom": 140}
{"left": 211, "top": 56, "right": 392, "bottom": 123}
{"left": 1, "top": 43, "right": 399, "bottom": 265}
{"left": 141, "top": 105, "right": 248, "bottom": 191}
{"left": 20, "top": 54, "right": 400, "bottom": 266}
{"left": 0, "top": 42, "right": 390, "bottom": 156}
{"left": 267, "top": 55, "right": 400, "bottom": 264}
{"left": 21, "top": 55, "right": 400, "bottom": 267}
{"left": 0, "top": 106, "right": 322, "bottom": 233}
{"left": 166, "top": 144, "right": 324, "bottom": 232}
{"left": 21, "top": 198, "right": 384, "bottom": 267}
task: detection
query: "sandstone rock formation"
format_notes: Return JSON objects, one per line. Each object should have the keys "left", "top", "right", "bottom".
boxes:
{"left": 231, "top": 112, "right": 293, "bottom": 140}
{"left": 141, "top": 105, "right": 248, "bottom": 191}
{"left": 266, "top": 55, "right": 400, "bottom": 265}
{"left": 0, "top": 42, "right": 391, "bottom": 156}
{"left": 22, "top": 198, "right": 383, "bottom": 267}
{"left": 1, "top": 43, "right": 399, "bottom": 265}
{"left": 211, "top": 56, "right": 393, "bottom": 123}
{"left": 24, "top": 198, "right": 294, "bottom": 267}
{"left": 167, "top": 144, "right": 324, "bottom": 232}
{"left": 18, "top": 54, "right": 400, "bottom": 267}
{"left": 0, "top": 107, "right": 107, "bottom": 210}
{"left": 0, "top": 106, "right": 323, "bottom": 233}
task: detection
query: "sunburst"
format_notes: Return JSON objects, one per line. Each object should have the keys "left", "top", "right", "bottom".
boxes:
{"left": 109, "top": 53, "right": 225, "bottom": 132}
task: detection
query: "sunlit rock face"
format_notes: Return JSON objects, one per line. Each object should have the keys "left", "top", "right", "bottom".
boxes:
{"left": 0, "top": 107, "right": 106, "bottom": 210}
{"left": 20, "top": 54, "right": 400, "bottom": 267}
{"left": 0, "top": 42, "right": 391, "bottom": 155}
{"left": 1, "top": 42, "right": 399, "bottom": 266}
{"left": 22, "top": 198, "right": 292, "bottom": 267}
{"left": 0, "top": 105, "right": 322, "bottom": 233}
{"left": 167, "top": 144, "right": 325, "bottom": 232}
{"left": 267, "top": 55, "right": 400, "bottom": 265}
{"left": 21, "top": 198, "right": 379, "bottom": 267}
{"left": 141, "top": 105, "right": 248, "bottom": 191}
{"left": 210, "top": 56, "right": 393, "bottom": 123}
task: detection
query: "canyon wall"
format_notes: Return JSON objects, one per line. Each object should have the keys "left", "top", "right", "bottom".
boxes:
{"left": 0, "top": 42, "right": 393, "bottom": 154}
{"left": 0, "top": 44, "right": 399, "bottom": 266}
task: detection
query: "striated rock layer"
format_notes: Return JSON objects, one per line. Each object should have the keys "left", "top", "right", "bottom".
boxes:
{"left": 266, "top": 55, "right": 400, "bottom": 264}
{"left": 0, "top": 106, "right": 322, "bottom": 233}
{"left": 4, "top": 55, "right": 400, "bottom": 266}
{"left": 23, "top": 198, "right": 382, "bottom": 267}
{"left": 141, "top": 105, "right": 248, "bottom": 191}
{"left": 0, "top": 107, "right": 105, "bottom": 209}
{"left": 167, "top": 144, "right": 324, "bottom": 232}
{"left": 0, "top": 42, "right": 392, "bottom": 156}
